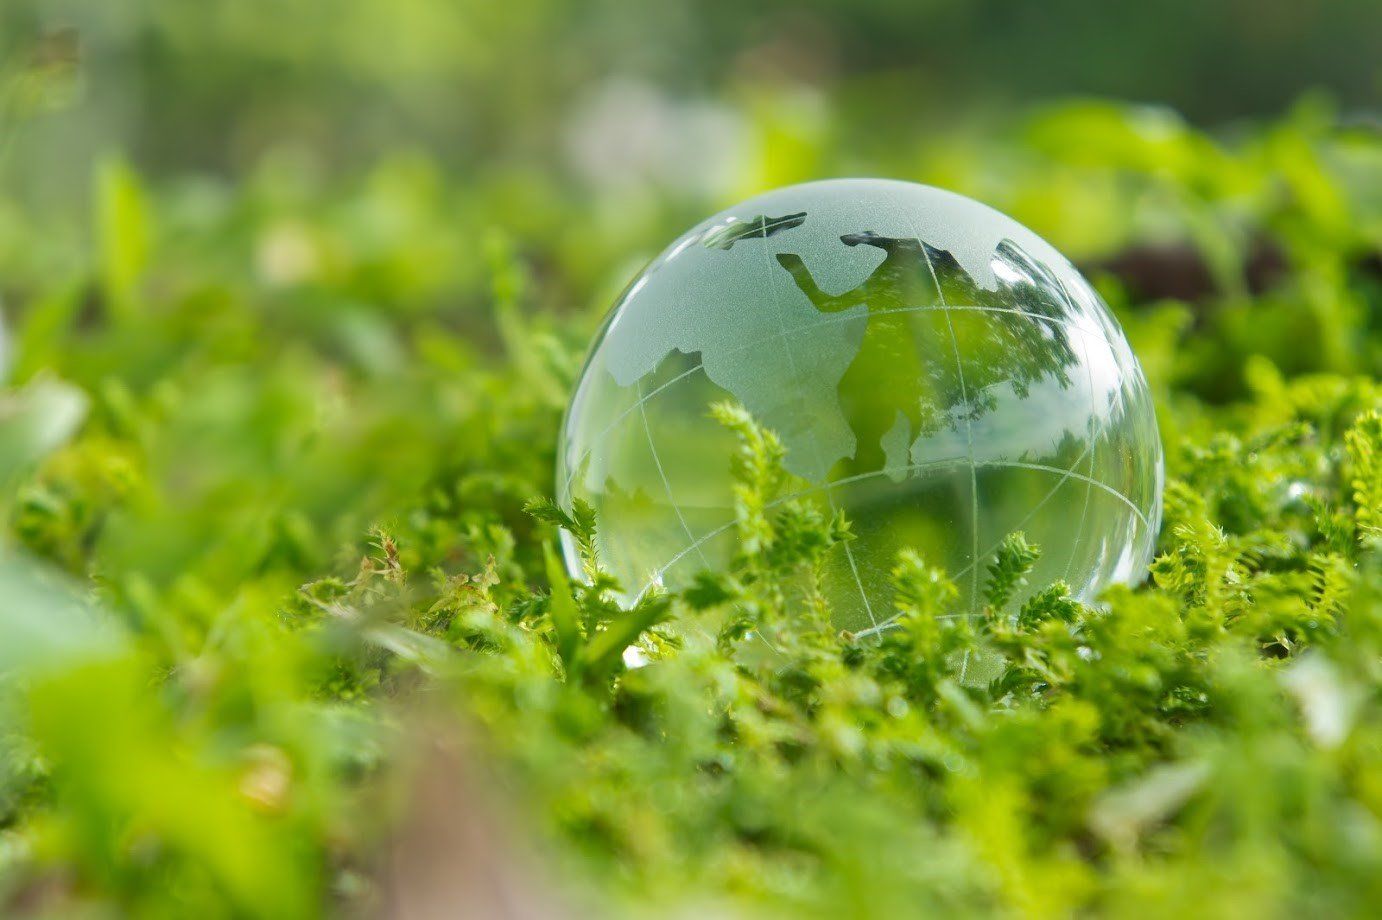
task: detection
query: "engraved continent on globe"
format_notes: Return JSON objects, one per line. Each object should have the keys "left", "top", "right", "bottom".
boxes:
{"left": 558, "top": 179, "right": 1163, "bottom": 631}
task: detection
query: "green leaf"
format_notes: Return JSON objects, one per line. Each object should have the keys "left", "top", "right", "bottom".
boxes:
{"left": 892, "top": 547, "right": 959, "bottom": 623}
{"left": 95, "top": 154, "right": 150, "bottom": 315}
{"left": 1016, "top": 582, "right": 1082, "bottom": 630}
{"left": 0, "top": 554, "right": 124, "bottom": 675}
{"left": 0, "top": 376, "right": 88, "bottom": 482}
{"left": 578, "top": 594, "right": 672, "bottom": 680}
{"left": 983, "top": 531, "right": 1041, "bottom": 613}
{"left": 526, "top": 495, "right": 600, "bottom": 578}
{"left": 543, "top": 542, "right": 582, "bottom": 674}
{"left": 1344, "top": 409, "right": 1382, "bottom": 542}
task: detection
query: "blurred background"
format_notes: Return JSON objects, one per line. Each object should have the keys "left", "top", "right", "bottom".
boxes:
{"left": 3, "top": 0, "right": 1379, "bottom": 389}
{"left": 4, "top": 1, "right": 1380, "bottom": 252}
{"left": 5, "top": 0, "right": 1381, "bottom": 180}
{"left": 3, "top": 1, "right": 1380, "bottom": 381}
{"left": 0, "top": 2, "right": 1380, "bottom": 916}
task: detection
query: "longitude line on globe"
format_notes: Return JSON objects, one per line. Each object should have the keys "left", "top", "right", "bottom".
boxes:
{"left": 1063, "top": 292, "right": 1099, "bottom": 585}
{"left": 563, "top": 363, "right": 703, "bottom": 493}
{"left": 911, "top": 229, "right": 979, "bottom": 679}
{"left": 753, "top": 233, "right": 879, "bottom": 629}
{"left": 637, "top": 378, "right": 710, "bottom": 567}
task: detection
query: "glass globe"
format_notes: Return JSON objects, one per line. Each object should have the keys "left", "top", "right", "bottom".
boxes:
{"left": 558, "top": 179, "right": 1162, "bottom": 632}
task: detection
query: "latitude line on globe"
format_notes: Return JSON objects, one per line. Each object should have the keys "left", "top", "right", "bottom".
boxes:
{"left": 852, "top": 435, "right": 1099, "bottom": 640}
{"left": 960, "top": 440, "right": 1099, "bottom": 584}
{"left": 1004, "top": 462, "right": 1150, "bottom": 530}
{"left": 636, "top": 378, "right": 710, "bottom": 568}
{"left": 775, "top": 303, "right": 1111, "bottom": 350}
{"left": 633, "top": 458, "right": 1148, "bottom": 605}
{"left": 561, "top": 304, "right": 1116, "bottom": 496}
{"left": 561, "top": 364, "right": 703, "bottom": 493}
{"left": 635, "top": 455, "right": 970, "bottom": 604}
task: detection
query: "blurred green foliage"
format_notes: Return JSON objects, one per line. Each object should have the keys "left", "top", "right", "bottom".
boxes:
{"left": 0, "top": 3, "right": 1381, "bottom": 917}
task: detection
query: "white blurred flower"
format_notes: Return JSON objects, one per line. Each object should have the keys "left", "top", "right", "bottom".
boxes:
{"left": 1280, "top": 652, "right": 1361, "bottom": 749}
{"left": 564, "top": 79, "right": 748, "bottom": 198}
{"left": 255, "top": 220, "right": 320, "bottom": 286}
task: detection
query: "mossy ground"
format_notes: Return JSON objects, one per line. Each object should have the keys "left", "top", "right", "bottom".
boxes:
{"left": 0, "top": 99, "right": 1379, "bottom": 917}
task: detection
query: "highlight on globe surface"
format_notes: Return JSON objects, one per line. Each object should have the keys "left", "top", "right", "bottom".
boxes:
{"left": 558, "top": 180, "right": 1162, "bottom": 630}
{"left": 1, "top": 2, "right": 1380, "bottom": 917}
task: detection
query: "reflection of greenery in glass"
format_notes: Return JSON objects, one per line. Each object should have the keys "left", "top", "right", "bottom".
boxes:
{"left": 560, "top": 180, "right": 1162, "bottom": 629}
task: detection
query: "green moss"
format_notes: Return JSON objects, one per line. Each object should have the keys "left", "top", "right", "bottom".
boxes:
{"left": 0, "top": 102, "right": 1379, "bottom": 917}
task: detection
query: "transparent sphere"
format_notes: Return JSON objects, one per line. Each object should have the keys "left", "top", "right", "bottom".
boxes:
{"left": 558, "top": 179, "right": 1162, "bottom": 631}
